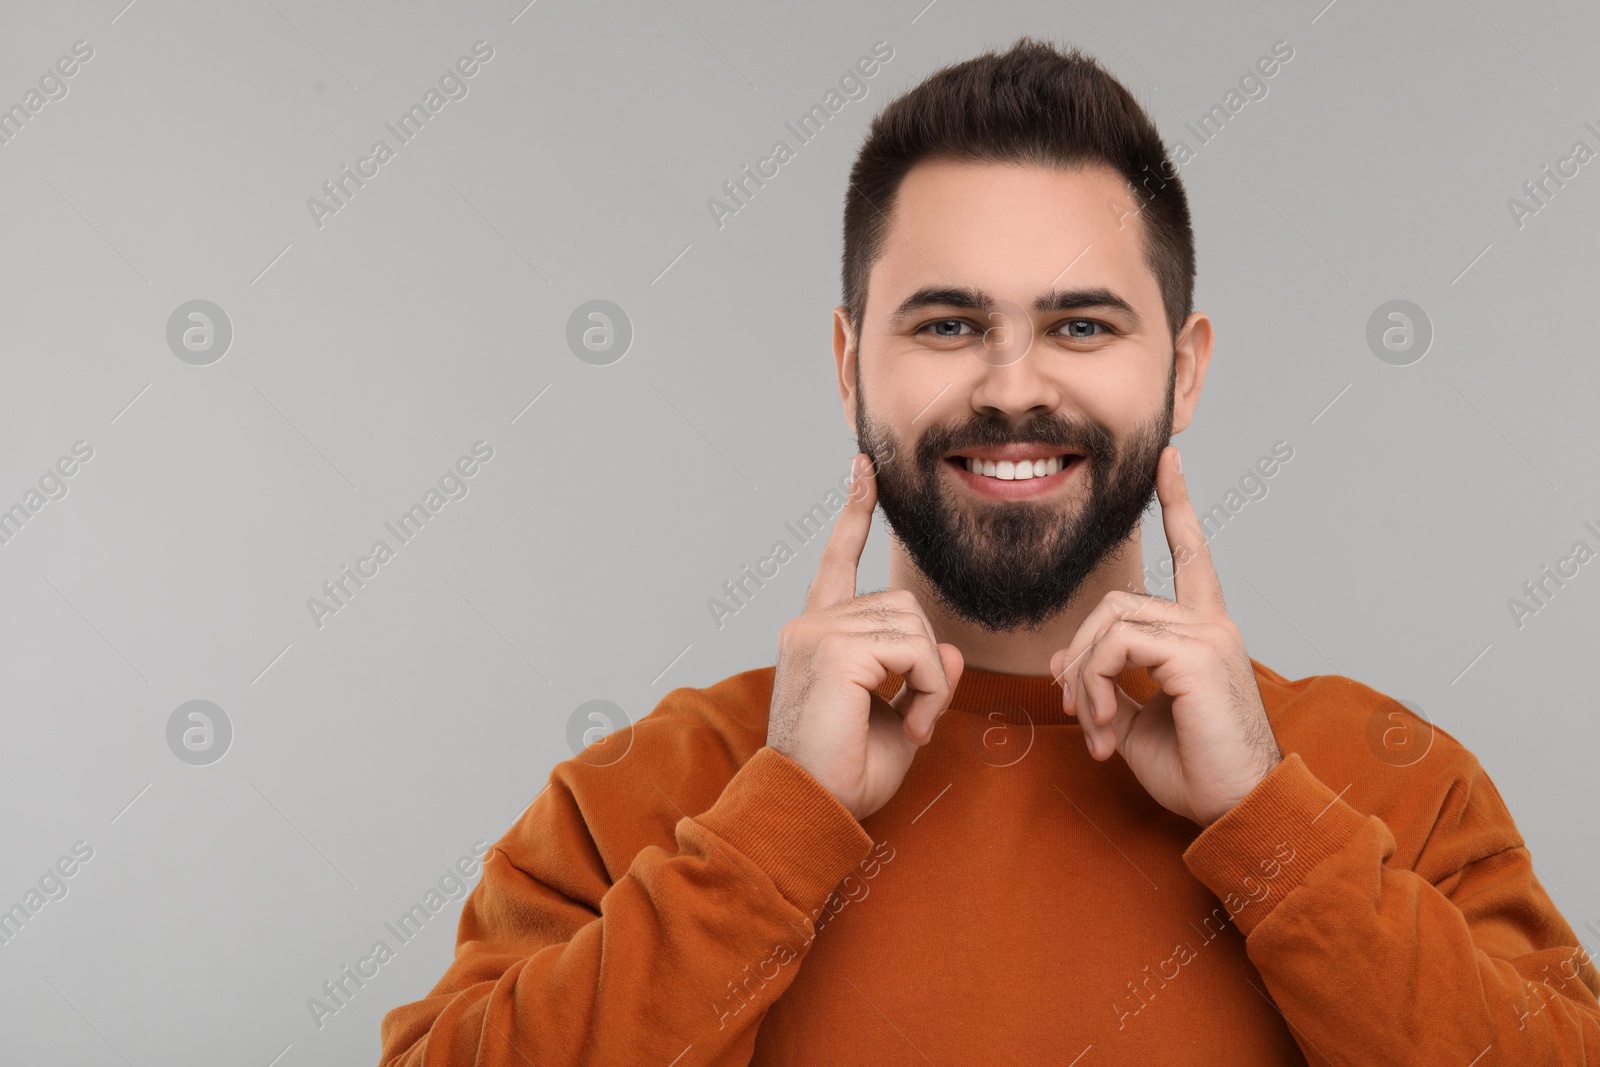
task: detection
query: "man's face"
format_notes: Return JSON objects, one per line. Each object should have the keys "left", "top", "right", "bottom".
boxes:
{"left": 842, "top": 159, "right": 1184, "bottom": 634}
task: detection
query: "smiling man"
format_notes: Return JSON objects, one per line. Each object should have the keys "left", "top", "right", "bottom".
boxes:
{"left": 850, "top": 158, "right": 1183, "bottom": 649}
{"left": 378, "top": 37, "right": 1600, "bottom": 1066}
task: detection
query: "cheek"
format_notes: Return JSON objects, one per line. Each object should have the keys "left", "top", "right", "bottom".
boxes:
{"left": 860, "top": 357, "right": 964, "bottom": 432}
{"left": 1070, "top": 358, "right": 1168, "bottom": 434}
{"left": 1064, "top": 353, "right": 1147, "bottom": 404}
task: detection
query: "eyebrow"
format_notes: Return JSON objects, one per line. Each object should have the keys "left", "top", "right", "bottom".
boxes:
{"left": 887, "top": 285, "right": 1141, "bottom": 328}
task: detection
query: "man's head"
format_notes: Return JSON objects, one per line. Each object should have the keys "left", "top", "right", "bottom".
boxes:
{"left": 833, "top": 37, "right": 1212, "bottom": 634}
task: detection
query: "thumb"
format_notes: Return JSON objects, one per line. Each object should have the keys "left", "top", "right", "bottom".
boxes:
{"left": 927, "top": 643, "right": 965, "bottom": 737}
{"left": 888, "top": 643, "right": 965, "bottom": 745}
{"left": 937, "top": 642, "right": 964, "bottom": 699}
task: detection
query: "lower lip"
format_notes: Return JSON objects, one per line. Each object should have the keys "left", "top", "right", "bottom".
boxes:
{"left": 945, "top": 456, "right": 1082, "bottom": 499}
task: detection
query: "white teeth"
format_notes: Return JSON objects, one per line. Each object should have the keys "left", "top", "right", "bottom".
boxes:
{"left": 963, "top": 455, "right": 1067, "bottom": 480}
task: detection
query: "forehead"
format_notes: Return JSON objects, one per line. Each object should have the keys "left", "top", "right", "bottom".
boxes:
{"left": 868, "top": 158, "right": 1157, "bottom": 317}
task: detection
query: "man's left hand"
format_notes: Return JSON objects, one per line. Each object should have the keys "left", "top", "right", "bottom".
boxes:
{"left": 1049, "top": 445, "right": 1282, "bottom": 829}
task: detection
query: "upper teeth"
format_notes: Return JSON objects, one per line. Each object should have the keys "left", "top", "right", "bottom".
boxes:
{"left": 963, "top": 455, "right": 1068, "bottom": 480}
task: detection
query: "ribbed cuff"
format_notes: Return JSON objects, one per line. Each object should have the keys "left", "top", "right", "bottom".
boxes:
{"left": 694, "top": 746, "right": 876, "bottom": 914}
{"left": 1182, "top": 752, "right": 1373, "bottom": 937}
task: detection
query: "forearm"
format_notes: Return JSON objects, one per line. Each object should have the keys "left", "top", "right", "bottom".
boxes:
{"left": 378, "top": 747, "right": 876, "bottom": 1067}
{"left": 1184, "top": 753, "right": 1600, "bottom": 1065}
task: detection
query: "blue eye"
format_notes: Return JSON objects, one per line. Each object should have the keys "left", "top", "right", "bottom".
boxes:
{"left": 920, "top": 319, "right": 977, "bottom": 338}
{"left": 1057, "top": 319, "right": 1105, "bottom": 339}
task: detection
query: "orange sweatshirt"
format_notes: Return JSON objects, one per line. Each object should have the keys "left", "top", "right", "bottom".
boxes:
{"left": 377, "top": 659, "right": 1600, "bottom": 1065}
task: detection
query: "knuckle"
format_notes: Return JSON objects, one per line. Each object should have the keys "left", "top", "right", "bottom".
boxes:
{"left": 1106, "top": 589, "right": 1154, "bottom": 622}
{"left": 882, "top": 587, "right": 921, "bottom": 613}
{"left": 845, "top": 601, "right": 897, "bottom": 626}
{"left": 1136, "top": 617, "right": 1177, "bottom": 640}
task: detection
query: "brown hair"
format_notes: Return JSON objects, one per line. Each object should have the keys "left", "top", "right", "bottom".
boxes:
{"left": 842, "top": 36, "right": 1194, "bottom": 344}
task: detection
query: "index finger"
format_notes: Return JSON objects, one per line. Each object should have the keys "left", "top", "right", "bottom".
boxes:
{"left": 803, "top": 452, "right": 878, "bottom": 613}
{"left": 1158, "top": 445, "right": 1225, "bottom": 613}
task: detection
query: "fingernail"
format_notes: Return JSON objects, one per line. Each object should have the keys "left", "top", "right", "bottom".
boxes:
{"left": 851, "top": 453, "right": 863, "bottom": 479}
{"left": 1173, "top": 447, "right": 1182, "bottom": 473}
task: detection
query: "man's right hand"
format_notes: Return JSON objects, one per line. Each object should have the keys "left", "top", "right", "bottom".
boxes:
{"left": 766, "top": 452, "right": 964, "bottom": 821}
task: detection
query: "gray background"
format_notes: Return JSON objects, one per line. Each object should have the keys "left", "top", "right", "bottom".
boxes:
{"left": 2, "top": 0, "right": 1596, "bottom": 1062}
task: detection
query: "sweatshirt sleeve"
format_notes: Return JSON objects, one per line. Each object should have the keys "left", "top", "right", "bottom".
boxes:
{"left": 1181, "top": 749, "right": 1600, "bottom": 1066}
{"left": 377, "top": 744, "right": 876, "bottom": 1067}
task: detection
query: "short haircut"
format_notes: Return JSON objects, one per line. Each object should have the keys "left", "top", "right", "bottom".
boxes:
{"left": 842, "top": 36, "right": 1195, "bottom": 344}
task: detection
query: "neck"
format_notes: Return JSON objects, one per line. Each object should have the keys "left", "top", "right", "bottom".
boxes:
{"left": 885, "top": 529, "right": 1148, "bottom": 676}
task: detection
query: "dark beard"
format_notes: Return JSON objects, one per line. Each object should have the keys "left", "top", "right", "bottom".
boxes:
{"left": 855, "top": 364, "right": 1174, "bottom": 634}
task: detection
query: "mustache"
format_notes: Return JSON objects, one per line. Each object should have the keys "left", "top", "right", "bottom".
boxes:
{"left": 916, "top": 417, "right": 1109, "bottom": 462}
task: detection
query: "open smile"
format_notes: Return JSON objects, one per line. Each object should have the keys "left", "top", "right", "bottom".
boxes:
{"left": 942, "top": 451, "right": 1083, "bottom": 500}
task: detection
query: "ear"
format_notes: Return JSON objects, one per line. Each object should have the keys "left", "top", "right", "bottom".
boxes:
{"left": 833, "top": 305, "right": 859, "bottom": 435}
{"left": 1169, "top": 311, "right": 1213, "bottom": 436}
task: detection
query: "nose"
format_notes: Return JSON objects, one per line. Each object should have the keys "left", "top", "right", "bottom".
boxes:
{"left": 965, "top": 311, "right": 1062, "bottom": 421}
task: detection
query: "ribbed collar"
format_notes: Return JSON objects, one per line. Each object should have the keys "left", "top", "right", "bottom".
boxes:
{"left": 872, "top": 662, "right": 1161, "bottom": 726}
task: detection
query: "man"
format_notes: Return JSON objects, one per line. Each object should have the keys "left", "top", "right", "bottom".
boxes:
{"left": 378, "top": 37, "right": 1600, "bottom": 1065}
